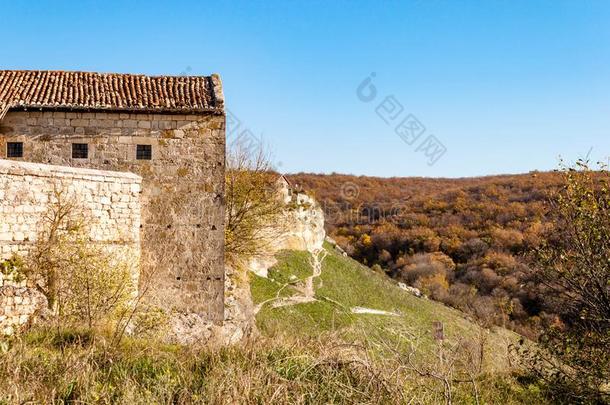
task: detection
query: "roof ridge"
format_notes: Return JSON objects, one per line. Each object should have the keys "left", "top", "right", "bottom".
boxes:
{"left": 0, "top": 69, "right": 214, "bottom": 79}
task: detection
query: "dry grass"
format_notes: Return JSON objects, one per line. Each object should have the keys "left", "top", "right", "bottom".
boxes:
{"left": 0, "top": 328, "right": 545, "bottom": 404}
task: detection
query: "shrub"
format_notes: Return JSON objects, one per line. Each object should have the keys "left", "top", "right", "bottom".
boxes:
{"left": 523, "top": 161, "right": 610, "bottom": 403}
{"left": 225, "top": 141, "right": 287, "bottom": 266}
{"left": 22, "top": 187, "right": 136, "bottom": 331}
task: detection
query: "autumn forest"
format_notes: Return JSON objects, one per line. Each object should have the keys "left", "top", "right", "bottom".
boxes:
{"left": 289, "top": 171, "right": 567, "bottom": 338}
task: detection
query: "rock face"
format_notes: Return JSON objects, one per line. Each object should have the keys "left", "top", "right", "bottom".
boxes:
{"left": 217, "top": 264, "right": 257, "bottom": 344}
{"left": 282, "top": 192, "right": 326, "bottom": 252}
{"left": 169, "top": 264, "right": 257, "bottom": 346}
{"left": 249, "top": 189, "right": 326, "bottom": 279}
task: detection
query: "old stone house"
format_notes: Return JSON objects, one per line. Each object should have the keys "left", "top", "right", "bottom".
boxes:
{"left": 0, "top": 70, "right": 226, "bottom": 324}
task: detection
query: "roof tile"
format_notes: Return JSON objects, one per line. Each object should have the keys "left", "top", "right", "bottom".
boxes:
{"left": 0, "top": 70, "right": 224, "bottom": 115}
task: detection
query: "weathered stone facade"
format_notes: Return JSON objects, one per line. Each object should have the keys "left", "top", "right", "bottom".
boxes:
{"left": 0, "top": 109, "right": 226, "bottom": 320}
{"left": 0, "top": 159, "right": 142, "bottom": 259}
{"left": 0, "top": 70, "right": 226, "bottom": 337}
{"left": 0, "top": 159, "right": 142, "bottom": 334}
{"left": 0, "top": 286, "right": 47, "bottom": 335}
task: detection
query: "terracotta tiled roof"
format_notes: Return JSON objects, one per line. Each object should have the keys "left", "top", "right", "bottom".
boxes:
{"left": 0, "top": 70, "right": 224, "bottom": 116}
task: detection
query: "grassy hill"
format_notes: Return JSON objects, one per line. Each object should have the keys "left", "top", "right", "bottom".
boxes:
{"left": 251, "top": 242, "right": 521, "bottom": 374}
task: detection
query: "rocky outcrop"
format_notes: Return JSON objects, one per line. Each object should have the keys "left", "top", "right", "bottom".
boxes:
{"left": 249, "top": 191, "right": 325, "bottom": 278}
{"left": 398, "top": 282, "right": 425, "bottom": 298}
{"left": 282, "top": 193, "right": 326, "bottom": 252}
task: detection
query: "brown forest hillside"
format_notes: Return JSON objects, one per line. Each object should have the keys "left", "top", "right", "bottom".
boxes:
{"left": 287, "top": 171, "right": 565, "bottom": 338}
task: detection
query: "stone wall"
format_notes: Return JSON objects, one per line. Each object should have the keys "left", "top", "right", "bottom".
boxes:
{"left": 0, "top": 159, "right": 142, "bottom": 334}
{"left": 0, "top": 110, "right": 226, "bottom": 321}
{"left": 0, "top": 286, "right": 47, "bottom": 335}
{"left": 0, "top": 159, "right": 142, "bottom": 260}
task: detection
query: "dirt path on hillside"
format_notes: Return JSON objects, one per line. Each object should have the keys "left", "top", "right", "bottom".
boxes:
{"left": 350, "top": 307, "right": 400, "bottom": 316}
{"left": 253, "top": 249, "right": 327, "bottom": 314}
{"left": 254, "top": 249, "right": 404, "bottom": 318}
{"left": 270, "top": 248, "right": 327, "bottom": 308}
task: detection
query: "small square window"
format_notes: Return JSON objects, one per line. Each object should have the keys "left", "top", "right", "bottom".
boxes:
{"left": 7, "top": 142, "right": 23, "bottom": 158}
{"left": 136, "top": 145, "right": 152, "bottom": 160}
{"left": 72, "top": 143, "right": 89, "bottom": 159}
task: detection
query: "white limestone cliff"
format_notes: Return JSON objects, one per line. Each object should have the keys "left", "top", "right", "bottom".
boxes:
{"left": 217, "top": 178, "right": 326, "bottom": 345}
{"left": 249, "top": 184, "right": 326, "bottom": 278}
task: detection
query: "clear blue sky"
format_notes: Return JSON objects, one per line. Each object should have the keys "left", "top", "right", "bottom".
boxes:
{"left": 2, "top": 0, "right": 610, "bottom": 177}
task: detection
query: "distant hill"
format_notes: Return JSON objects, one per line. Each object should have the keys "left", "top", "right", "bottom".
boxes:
{"left": 286, "top": 172, "right": 566, "bottom": 338}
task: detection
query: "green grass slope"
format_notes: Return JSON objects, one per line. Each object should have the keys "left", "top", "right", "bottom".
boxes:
{"left": 251, "top": 242, "right": 521, "bottom": 373}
